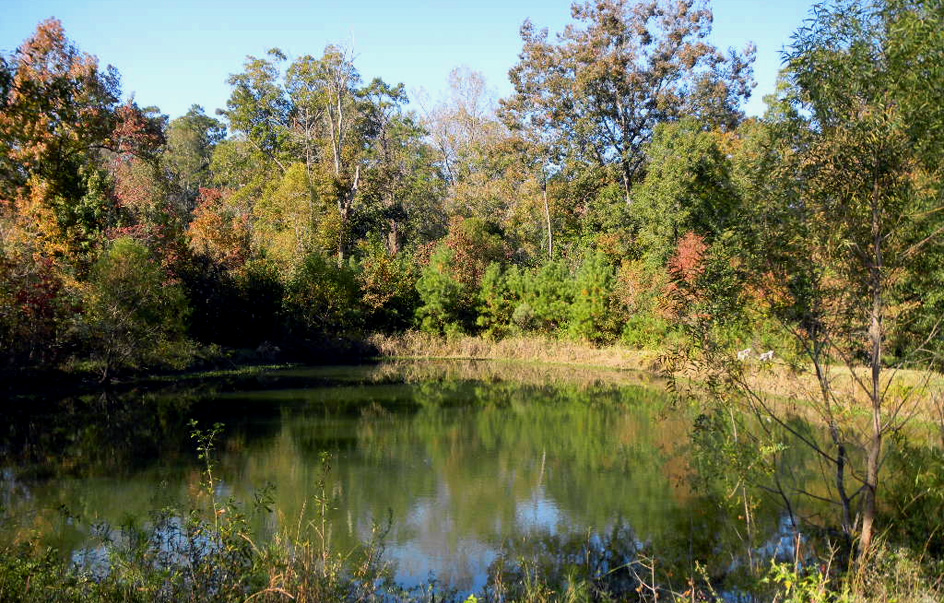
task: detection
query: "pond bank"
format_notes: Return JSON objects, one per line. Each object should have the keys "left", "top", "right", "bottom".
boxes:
{"left": 369, "top": 332, "right": 944, "bottom": 426}
{"left": 369, "top": 332, "right": 660, "bottom": 372}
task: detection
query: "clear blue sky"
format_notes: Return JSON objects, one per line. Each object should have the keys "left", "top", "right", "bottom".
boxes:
{"left": 2, "top": 0, "right": 816, "bottom": 120}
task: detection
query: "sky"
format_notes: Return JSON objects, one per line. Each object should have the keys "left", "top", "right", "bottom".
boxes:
{"left": 2, "top": 0, "right": 817, "bottom": 121}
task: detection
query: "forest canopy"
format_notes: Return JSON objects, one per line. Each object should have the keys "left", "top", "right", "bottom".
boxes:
{"left": 0, "top": 0, "right": 940, "bottom": 377}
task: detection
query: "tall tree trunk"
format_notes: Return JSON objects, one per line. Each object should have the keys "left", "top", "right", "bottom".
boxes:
{"left": 859, "top": 178, "right": 885, "bottom": 558}
{"left": 542, "top": 169, "right": 553, "bottom": 260}
{"left": 621, "top": 163, "right": 632, "bottom": 206}
{"left": 387, "top": 218, "right": 401, "bottom": 256}
{"left": 336, "top": 165, "right": 359, "bottom": 267}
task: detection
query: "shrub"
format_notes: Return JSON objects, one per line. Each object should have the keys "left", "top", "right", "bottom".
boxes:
{"left": 80, "top": 237, "right": 191, "bottom": 379}
{"left": 568, "top": 252, "right": 619, "bottom": 343}
{"left": 355, "top": 239, "right": 419, "bottom": 332}
{"left": 284, "top": 252, "right": 360, "bottom": 338}
{"left": 521, "top": 260, "right": 573, "bottom": 334}
{"left": 477, "top": 263, "right": 521, "bottom": 339}
{"left": 415, "top": 244, "right": 469, "bottom": 336}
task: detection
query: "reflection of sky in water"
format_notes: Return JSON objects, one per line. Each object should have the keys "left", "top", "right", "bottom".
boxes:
{"left": 756, "top": 514, "right": 802, "bottom": 561}
{"left": 388, "top": 538, "right": 497, "bottom": 593}
{"left": 387, "top": 480, "right": 501, "bottom": 590}
{"left": 1, "top": 468, "right": 31, "bottom": 510}
{"left": 515, "top": 487, "right": 562, "bottom": 534}
{"left": 385, "top": 479, "right": 567, "bottom": 590}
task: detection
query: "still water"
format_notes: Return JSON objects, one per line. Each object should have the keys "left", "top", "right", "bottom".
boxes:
{"left": 1, "top": 361, "right": 803, "bottom": 592}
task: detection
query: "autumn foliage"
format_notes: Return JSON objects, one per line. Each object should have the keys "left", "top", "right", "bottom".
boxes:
{"left": 187, "top": 187, "right": 251, "bottom": 271}
{"left": 667, "top": 231, "right": 707, "bottom": 285}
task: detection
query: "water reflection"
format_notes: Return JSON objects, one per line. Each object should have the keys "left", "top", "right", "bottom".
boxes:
{"left": 0, "top": 361, "right": 814, "bottom": 592}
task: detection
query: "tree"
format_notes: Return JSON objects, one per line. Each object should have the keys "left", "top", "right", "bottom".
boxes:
{"left": 0, "top": 19, "right": 122, "bottom": 262}
{"left": 680, "top": 0, "right": 944, "bottom": 563}
{"left": 770, "top": 0, "right": 943, "bottom": 558}
{"left": 633, "top": 118, "right": 740, "bottom": 263}
{"left": 187, "top": 187, "right": 251, "bottom": 271}
{"left": 252, "top": 162, "right": 338, "bottom": 267}
{"left": 357, "top": 78, "right": 443, "bottom": 255}
{"left": 417, "top": 66, "right": 501, "bottom": 187}
{"left": 165, "top": 105, "right": 226, "bottom": 206}
{"left": 503, "top": 0, "right": 754, "bottom": 203}
{"left": 285, "top": 46, "right": 363, "bottom": 263}
{"left": 225, "top": 46, "right": 426, "bottom": 264}
{"left": 415, "top": 217, "right": 507, "bottom": 335}
{"left": 221, "top": 49, "right": 291, "bottom": 170}
{"left": 82, "top": 237, "right": 189, "bottom": 381}
{"left": 569, "top": 251, "right": 619, "bottom": 342}
{"left": 284, "top": 251, "right": 360, "bottom": 338}
{"left": 0, "top": 19, "right": 120, "bottom": 198}
{"left": 420, "top": 69, "right": 558, "bottom": 260}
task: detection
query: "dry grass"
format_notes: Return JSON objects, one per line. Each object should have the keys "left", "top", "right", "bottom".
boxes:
{"left": 366, "top": 356, "right": 670, "bottom": 391}
{"left": 733, "top": 361, "right": 944, "bottom": 431}
{"left": 369, "top": 331, "right": 944, "bottom": 428}
{"left": 368, "top": 331, "right": 660, "bottom": 372}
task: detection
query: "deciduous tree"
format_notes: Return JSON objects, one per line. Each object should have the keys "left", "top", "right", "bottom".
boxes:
{"left": 680, "top": 0, "right": 944, "bottom": 563}
{"left": 165, "top": 105, "right": 226, "bottom": 206}
{"left": 503, "top": 0, "right": 754, "bottom": 203}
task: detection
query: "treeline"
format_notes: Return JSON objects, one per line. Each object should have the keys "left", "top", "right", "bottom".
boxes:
{"left": 1, "top": 0, "right": 942, "bottom": 378}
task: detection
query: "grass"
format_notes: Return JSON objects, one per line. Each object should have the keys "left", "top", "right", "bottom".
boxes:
{"left": 368, "top": 332, "right": 660, "bottom": 372}
{"left": 370, "top": 331, "right": 944, "bottom": 428}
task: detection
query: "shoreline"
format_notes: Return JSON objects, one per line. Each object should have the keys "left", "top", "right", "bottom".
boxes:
{"left": 4, "top": 332, "right": 941, "bottom": 430}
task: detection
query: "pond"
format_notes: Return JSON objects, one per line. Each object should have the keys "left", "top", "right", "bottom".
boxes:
{"left": 0, "top": 360, "right": 819, "bottom": 595}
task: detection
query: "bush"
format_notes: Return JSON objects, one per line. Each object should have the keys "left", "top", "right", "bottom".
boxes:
{"left": 476, "top": 263, "right": 521, "bottom": 339}
{"left": 356, "top": 239, "right": 419, "bottom": 332}
{"left": 521, "top": 260, "right": 573, "bottom": 334}
{"left": 415, "top": 244, "right": 469, "bottom": 336}
{"left": 0, "top": 250, "right": 76, "bottom": 367}
{"left": 568, "top": 251, "right": 619, "bottom": 343}
{"left": 284, "top": 252, "right": 360, "bottom": 338}
{"left": 80, "top": 237, "right": 191, "bottom": 379}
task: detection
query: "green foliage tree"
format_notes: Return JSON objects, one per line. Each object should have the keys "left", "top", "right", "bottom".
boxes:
{"left": 82, "top": 237, "right": 190, "bottom": 380}
{"left": 768, "top": 0, "right": 943, "bottom": 558}
{"left": 221, "top": 49, "right": 291, "bottom": 169}
{"left": 252, "top": 162, "right": 337, "bottom": 268}
{"left": 476, "top": 262, "right": 521, "bottom": 339}
{"left": 678, "top": 0, "right": 944, "bottom": 563}
{"left": 358, "top": 79, "right": 446, "bottom": 254}
{"left": 503, "top": 0, "right": 754, "bottom": 203}
{"left": 224, "top": 45, "right": 439, "bottom": 265}
{"left": 165, "top": 105, "right": 226, "bottom": 206}
{"left": 284, "top": 251, "right": 360, "bottom": 338}
{"left": 522, "top": 260, "right": 575, "bottom": 334}
{"left": 415, "top": 244, "right": 467, "bottom": 336}
{"left": 476, "top": 260, "right": 578, "bottom": 338}
{"left": 634, "top": 118, "right": 740, "bottom": 263}
{"left": 569, "top": 251, "right": 619, "bottom": 343}
{"left": 283, "top": 46, "right": 367, "bottom": 263}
